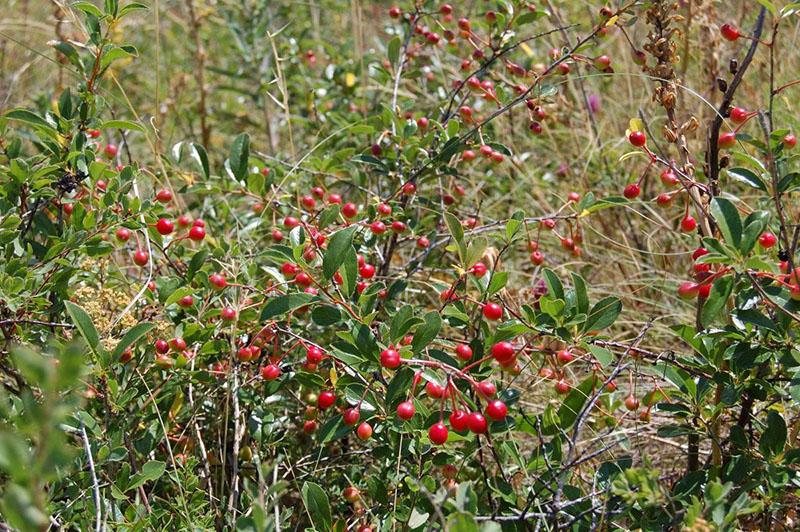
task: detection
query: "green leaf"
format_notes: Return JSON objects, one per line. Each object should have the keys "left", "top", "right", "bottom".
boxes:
{"left": 778, "top": 172, "right": 800, "bottom": 193}
{"left": 487, "top": 272, "right": 507, "bottom": 296}
{"left": 190, "top": 143, "right": 210, "bottom": 179}
{"left": 323, "top": 226, "right": 357, "bottom": 279}
{"left": 101, "top": 119, "right": 145, "bottom": 133}
{"left": 556, "top": 375, "right": 597, "bottom": 430}
{"left": 261, "top": 294, "right": 315, "bottom": 321}
{"left": 571, "top": 273, "right": 589, "bottom": 315}
{"left": 760, "top": 410, "right": 786, "bottom": 458}
{"left": 542, "top": 269, "right": 564, "bottom": 301}
{"left": 5, "top": 109, "right": 53, "bottom": 130}
{"left": 72, "top": 1, "right": 105, "bottom": 18}
{"left": 444, "top": 211, "right": 466, "bottom": 262}
{"left": 710, "top": 198, "right": 742, "bottom": 250}
{"left": 726, "top": 167, "right": 767, "bottom": 191}
{"left": 228, "top": 133, "right": 250, "bottom": 181}
{"left": 701, "top": 275, "right": 734, "bottom": 327}
{"left": 446, "top": 512, "right": 479, "bottom": 532}
{"left": 755, "top": 0, "right": 778, "bottom": 17}
{"left": 64, "top": 301, "right": 100, "bottom": 352}
{"left": 301, "top": 482, "right": 332, "bottom": 530}
{"left": 387, "top": 36, "right": 401, "bottom": 67}
{"left": 126, "top": 460, "right": 165, "bottom": 492}
{"left": 582, "top": 297, "right": 621, "bottom": 333}
{"left": 411, "top": 311, "right": 441, "bottom": 354}
{"left": 111, "top": 322, "right": 156, "bottom": 359}
{"left": 118, "top": 2, "right": 148, "bottom": 17}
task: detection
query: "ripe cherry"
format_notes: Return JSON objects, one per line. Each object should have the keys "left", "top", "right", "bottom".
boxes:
{"left": 402, "top": 182, "right": 416, "bottom": 195}
{"left": 555, "top": 379, "right": 571, "bottom": 394}
{"left": 295, "top": 272, "right": 313, "bottom": 287}
{"left": 188, "top": 226, "right": 206, "bottom": 241}
{"left": 784, "top": 134, "right": 797, "bottom": 149}
{"left": 103, "top": 144, "right": 118, "bottom": 158}
{"left": 628, "top": 131, "right": 646, "bottom": 147}
{"left": 425, "top": 381, "right": 446, "bottom": 399}
{"left": 567, "top": 191, "right": 581, "bottom": 202}
{"left": 415, "top": 237, "right": 430, "bottom": 249}
{"left": 359, "top": 263, "right": 375, "bottom": 279}
{"left": 209, "top": 273, "right": 227, "bottom": 289}
{"left": 301, "top": 195, "right": 316, "bottom": 210}
{"left": 557, "top": 349, "right": 574, "bottom": 364}
{"left": 390, "top": 221, "right": 406, "bottom": 233}
{"left": 656, "top": 193, "right": 673, "bottom": 207}
{"left": 237, "top": 347, "right": 253, "bottom": 362}
{"left": 455, "top": 344, "right": 473, "bottom": 361}
{"left": 380, "top": 347, "right": 401, "bottom": 369}
{"left": 446, "top": 410, "right": 468, "bottom": 433}
{"left": 306, "top": 346, "right": 324, "bottom": 364}
{"left": 328, "top": 193, "right": 343, "bottom": 204}
{"left": 485, "top": 400, "right": 508, "bottom": 421}
{"left": 389, "top": 6, "right": 401, "bottom": 18}
{"left": 177, "top": 215, "right": 191, "bottom": 228}
{"left": 261, "top": 364, "right": 281, "bottom": 380}
{"left": 491, "top": 342, "right": 515, "bottom": 364}
{"left": 303, "top": 420, "right": 318, "bottom": 434}
{"left": 681, "top": 215, "right": 697, "bottom": 233}
{"left": 343, "top": 407, "right": 361, "bottom": 426}
{"left": 156, "top": 189, "right": 172, "bottom": 203}
{"left": 470, "top": 262, "right": 487, "bottom": 277}
{"left": 115, "top": 227, "right": 131, "bottom": 241}
{"left": 318, "top": 390, "right": 336, "bottom": 410}
{"left": 623, "top": 183, "right": 641, "bottom": 199}
{"left": 530, "top": 251, "right": 545, "bottom": 265}
{"left": 729, "top": 107, "right": 749, "bottom": 124}
{"left": 698, "top": 283, "right": 711, "bottom": 298}
{"left": 369, "top": 221, "right": 386, "bottom": 235}
{"left": 342, "top": 203, "right": 358, "bottom": 218}
{"left": 155, "top": 339, "right": 169, "bottom": 354}
{"left": 428, "top": 422, "right": 449, "bottom": 444}
{"left": 660, "top": 169, "right": 679, "bottom": 186}
{"left": 759, "top": 232, "right": 777, "bottom": 248}
{"left": 156, "top": 218, "right": 174, "bottom": 235}
{"left": 720, "top": 23, "right": 740, "bottom": 41}
{"left": 133, "top": 250, "right": 149, "bottom": 266}
{"left": 476, "top": 380, "right": 496, "bottom": 398}
{"left": 395, "top": 400, "right": 415, "bottom": 420}
{"left": 178, "top": 295, "right": 194, "bottom": 308}
{"left": 467, "top": 412, "right": 487, "bottom": 434}
{"left": 221, "top": 307, "right": 237, "bottom": 321}
{"left": 377, "top": 203, "right": 392, "bottom": 216}
{"left": 482, "top": 302, "right": 503, "bottom": 321}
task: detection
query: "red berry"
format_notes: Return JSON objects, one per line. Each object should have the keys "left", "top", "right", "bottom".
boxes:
{"left": 425, "top": 381, "right": 446, "bottom": 399}
{"left": 179, "top": 295, "right": 194, "bottom": 308}
{"left": 678, "top": 281, "right": 700, "bottom": 299}
{"left": 261, "top": 364, "right": 281, "bottom": 380}
{"left": 103, "top": 144, "right": 118, "bottom": 158}
{"left": 455, "top": 344, "right": 472, "bottom": 361}
{"left": 485, "top": 400, "right": 508, "bottom": 421}
{"left": 134, "top": 250, "right": 149, "bottom": 267}
{"left": 476, "top": 380, "right": 496, "bottom": 398}
{"left": 356, "top": 422, "right": 373, "bottom": 440}
{"left": 221, "top": 307, "right": 236, "bottom": 321}
{"left": 318, "top": 390, "right": 336, "bottom": 410}
{"left": 342, "top": 203, "right": 358, "bottom": 218}
{"left": 115, "top": 227, "right": 131, "bottom": 241}
{"left": 369, "top": 221, "right": 386, "bottom": 235}
{"left": 156, "top": 189, "right": 172, "bottom": 203}
{"left": 660, "top": 169, "right": 679, "bottom": 186}
{"left": 155, "top": 218, "right": 174, "bottom": 235}
{"left": 155, "top": 339, "right": 169, "bottom": 354}
{"left": 624, "top": 395, "right": 640, "bottom": 411}
{"left": 628, "top": 131, "right": 646, "bottom": 147}
{"left": 759, "top": 232, "right": 777, "bottom": 248}
{"left": 623, "top": 183, "right": 641, "bottom": 199}
{"left": 482, "top": 302, "right": 503, "bottom": 321}
{"left": 720, "top": 23, "right": 740, "bottom": 41}
{"left": 428, "top": 422, "right": 449, "bottom": 444}
{"left": 380, "top": 347, "right": 401, "bottom": 369}
{"left": 390, "top": 221, "right": 406, "bottom": 233}
{"left": 557, "top": 349, "right": 574, "bottom": 364}
{"left": 396, "top": 401, "right": 415, "bottom": 420}
{"left": 188, "top": 226, "right": 206, "bottom": 241}
{"left": 359, "top": 263, "right": 375, "bottom": 279}
{"left": 377, "top": 203, "right": 392, "bottom": 216}
{"left": 467, "top": 412, "right": 487, "bottom": 434}
{"left": 470, "top": 262, "right": 487, "bottom": 277}
{"left": 449, "top": 410, "right": 469, "bottom": 432}
{"left": 389, "top": 6, "right": 401, "bottom": 18}
{"left": 402, "top": 182, "right": 416, "bottom": 195}
{"left": 343, "top": 407, "right": 360, "bottom": 426}
{"left": 555, "top": 379, "right": 571, "bottom": 394}
{"left": 784, "top": 134, "right": 797, "bottom": 149}
{"left": 530, "top": 251, "right": 545, "bottom": 265}
{"left": 177, "top": 215, "right": 191, "bottom": 227}
{"left": 301, "top": 195, "right": 316, "bottom": 210}
{"left": 306, "top": 346, "right": 324, "bottom": 364}
{"left": 295, "top": 272, "right": 313, "bottom": 287}
{"left": 681, "top": 215, "right": 697, "bottom": 233}
{"left": 209, "top": 273, "right": 227, "bottom": 289}
{"left": 729, "top": 107, "right": 749, "bottom": 124}
{"left": 303, "top": 420, "right": 317, "bottom": 434}
{"left": 491, "top": 342, "right": 515, "bottom": 364}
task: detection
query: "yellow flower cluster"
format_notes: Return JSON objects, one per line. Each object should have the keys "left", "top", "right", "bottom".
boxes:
{"left": 72, "top": 285, "right": 138, "bottom": 335}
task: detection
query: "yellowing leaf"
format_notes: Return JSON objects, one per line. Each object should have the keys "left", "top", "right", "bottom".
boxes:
{"left": 628, "top": 118, "right": 644, "bottom": 132}
{"left": 619, "top": 150, "right": 648, "bottom": 162}
{"left": 605, "top": 15, "right": 619, "bottom": 27}
{"left": 329, "top": 366, "right": 338, "bottom": 386}
{"left": 345, "top": 73, "right": 357, "bottom": 87}
{"left": 520, "top": 42, "right": 534, "bottom": 58}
